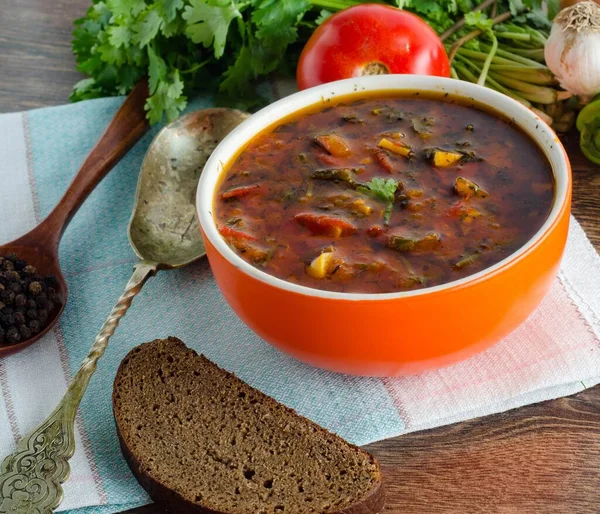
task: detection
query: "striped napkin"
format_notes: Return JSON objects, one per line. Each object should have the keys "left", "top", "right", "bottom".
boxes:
{"left": 1, "top": 95, "right": 600, "bottom": 514}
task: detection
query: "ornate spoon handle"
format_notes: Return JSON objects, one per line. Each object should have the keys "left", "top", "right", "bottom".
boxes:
{"left": 0, "top": 260, "right": 158, "bottom": 514}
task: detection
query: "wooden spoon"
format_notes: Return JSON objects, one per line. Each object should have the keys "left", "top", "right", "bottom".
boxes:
{"left": 0, "top": 80, "right": 150, "bottom": 357}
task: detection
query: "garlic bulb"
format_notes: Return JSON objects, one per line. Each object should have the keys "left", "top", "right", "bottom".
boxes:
{"left": 545, "top": 1, "right": 600, "bottom": 99}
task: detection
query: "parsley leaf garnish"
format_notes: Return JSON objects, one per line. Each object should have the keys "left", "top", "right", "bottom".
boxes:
{"left": 357, "top": 177, "right": 399, "bottom": 224}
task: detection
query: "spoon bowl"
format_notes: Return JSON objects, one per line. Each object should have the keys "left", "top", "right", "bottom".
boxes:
{"left": 129, "top": 108, "right": 249, "bottom": 268}
{"left": 0, "top": 237, "right": 68, "bottom": 356}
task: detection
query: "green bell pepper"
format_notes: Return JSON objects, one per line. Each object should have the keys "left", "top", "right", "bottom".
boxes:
{"left": 577, "top": 95, "right": 600, "bottom": 165}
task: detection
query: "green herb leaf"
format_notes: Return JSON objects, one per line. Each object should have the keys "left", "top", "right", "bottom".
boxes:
{"left": 158, "top": 0, "right": 185, "bottom": 23}
{"left": 464, "top": 11, "right": 493, "bottom": 31}
{"left": 357, "top": 177, "right": 399, "bottom": 224}
{"left": 252, "top": 0, "right": 311, "bottom": 43}
{"left": 183, "top": 0, "right": 241, "bottom": 59}
{"left": 107, "top": 24, "right": 132, "bottom": 48}
{"left": 132, "top": 7, "right": 164, "bottom": 47}
{"left": 106, "top": 0, "right": 147, "bottom": 19}
{"left": 145, "top": 69, "right": 187, "bottom": 124}
{"left": 147, "top": 46, "right": 168, "bottom": 94}
{"left": 97, "top": 41, "right": 126, "bottom": 64}
{"left": 315, "top": 9, "right": 333, "bottom": 25}
{"left": 357, "top": 177, "right": 398, "bottom": 203}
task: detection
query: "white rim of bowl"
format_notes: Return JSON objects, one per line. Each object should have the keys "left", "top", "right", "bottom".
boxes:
{"left": 197, "top": 75, "right": 570, "bottom": 301}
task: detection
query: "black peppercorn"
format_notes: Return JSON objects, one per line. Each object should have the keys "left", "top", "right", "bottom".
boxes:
{"left": 28, "top": 282, "right": 43, "bottom": 296}
{"left": 1, "top": 290, "right": 15, "bottom": 305}
{"left": 6, "top": 271, "right": 20, "bottom": 282}
{"left": 13, "top": 311, "right": 25, "bottom": 325}
{"left": 0, "top": 254, "right": 61, "bottom": 344}
{"left": 19, "top": 325, "right": 31, "bottom": 340}
{"left": 28, "top": 320, "right": 40, "bottom": 334}
{"left": 38, "top": 309, "right": 48, "bottom": 324}
{"left": 1, "top": 314, "right": 15, "bottom": 329}
{"left": 5, "top": 327, "right": 20, "bottom": 344}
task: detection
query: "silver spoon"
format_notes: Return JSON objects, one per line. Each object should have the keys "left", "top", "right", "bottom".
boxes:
{"left": 0, "top": 108, "right": 250, "bottom": 513}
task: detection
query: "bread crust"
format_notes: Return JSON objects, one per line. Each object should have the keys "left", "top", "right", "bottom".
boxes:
{"left": 113, "top": 337, "right": 385, "bottom": 514}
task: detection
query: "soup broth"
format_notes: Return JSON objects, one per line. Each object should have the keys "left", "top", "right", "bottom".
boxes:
{"left": 214, "top": 94, "right": 554, "bottom": 294}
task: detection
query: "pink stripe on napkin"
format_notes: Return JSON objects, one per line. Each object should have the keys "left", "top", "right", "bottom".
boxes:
{"left": 383, "top": 273, "right": 600, "bottom": 433}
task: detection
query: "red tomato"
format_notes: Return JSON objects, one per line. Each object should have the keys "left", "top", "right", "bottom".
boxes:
{"left": 297, "top": 4, "right": 450, "bottom": 90}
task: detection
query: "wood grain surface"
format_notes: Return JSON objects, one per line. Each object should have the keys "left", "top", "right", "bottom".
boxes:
{"left": 1, "top": 1, "right": 600, "bottom": 512}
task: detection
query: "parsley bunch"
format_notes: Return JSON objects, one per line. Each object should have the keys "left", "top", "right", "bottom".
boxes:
{"left": 71, "top": 0, "right": 342, "bottom": 123}
{"left": 71, "top": 0, "right": 558, "bottom": 124}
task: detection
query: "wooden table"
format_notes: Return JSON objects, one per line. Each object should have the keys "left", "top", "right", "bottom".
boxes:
{"left": 2, "top": 1, "right": 600, "bottom": 512}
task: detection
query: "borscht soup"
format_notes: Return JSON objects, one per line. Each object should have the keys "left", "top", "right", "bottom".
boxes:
{"left": 214, "top": 93, "right": 554, "bottom": 294}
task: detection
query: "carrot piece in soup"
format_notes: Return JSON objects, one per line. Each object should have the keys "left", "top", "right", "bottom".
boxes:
{"left": 294, "top": 213, "right": 357, "bottom": 238}
{"left": 219, "top": 226, "right": 270, "bottom": 263}
{"left": 219, "top": 225, "right": 256, "bottom": 240}
{"left": 455, "top": 177, "right": 489, "bottom": 199}
{"left": 314, "top": 134, "right": 352, "bottom": 157}
{"left": 373, "top": 149, "right": 394, "bottom": 172}
{"left": 221, "top": 184, "right": 261, "bottom": 200}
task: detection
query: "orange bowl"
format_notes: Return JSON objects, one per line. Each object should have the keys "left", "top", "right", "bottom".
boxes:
{"left": 197, "top": 76, "right": 571, "bottom": 377}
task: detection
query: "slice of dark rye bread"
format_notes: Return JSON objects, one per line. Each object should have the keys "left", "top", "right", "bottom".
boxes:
{"left": 112, "top": 337, "right": 385, "bottom": 514}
